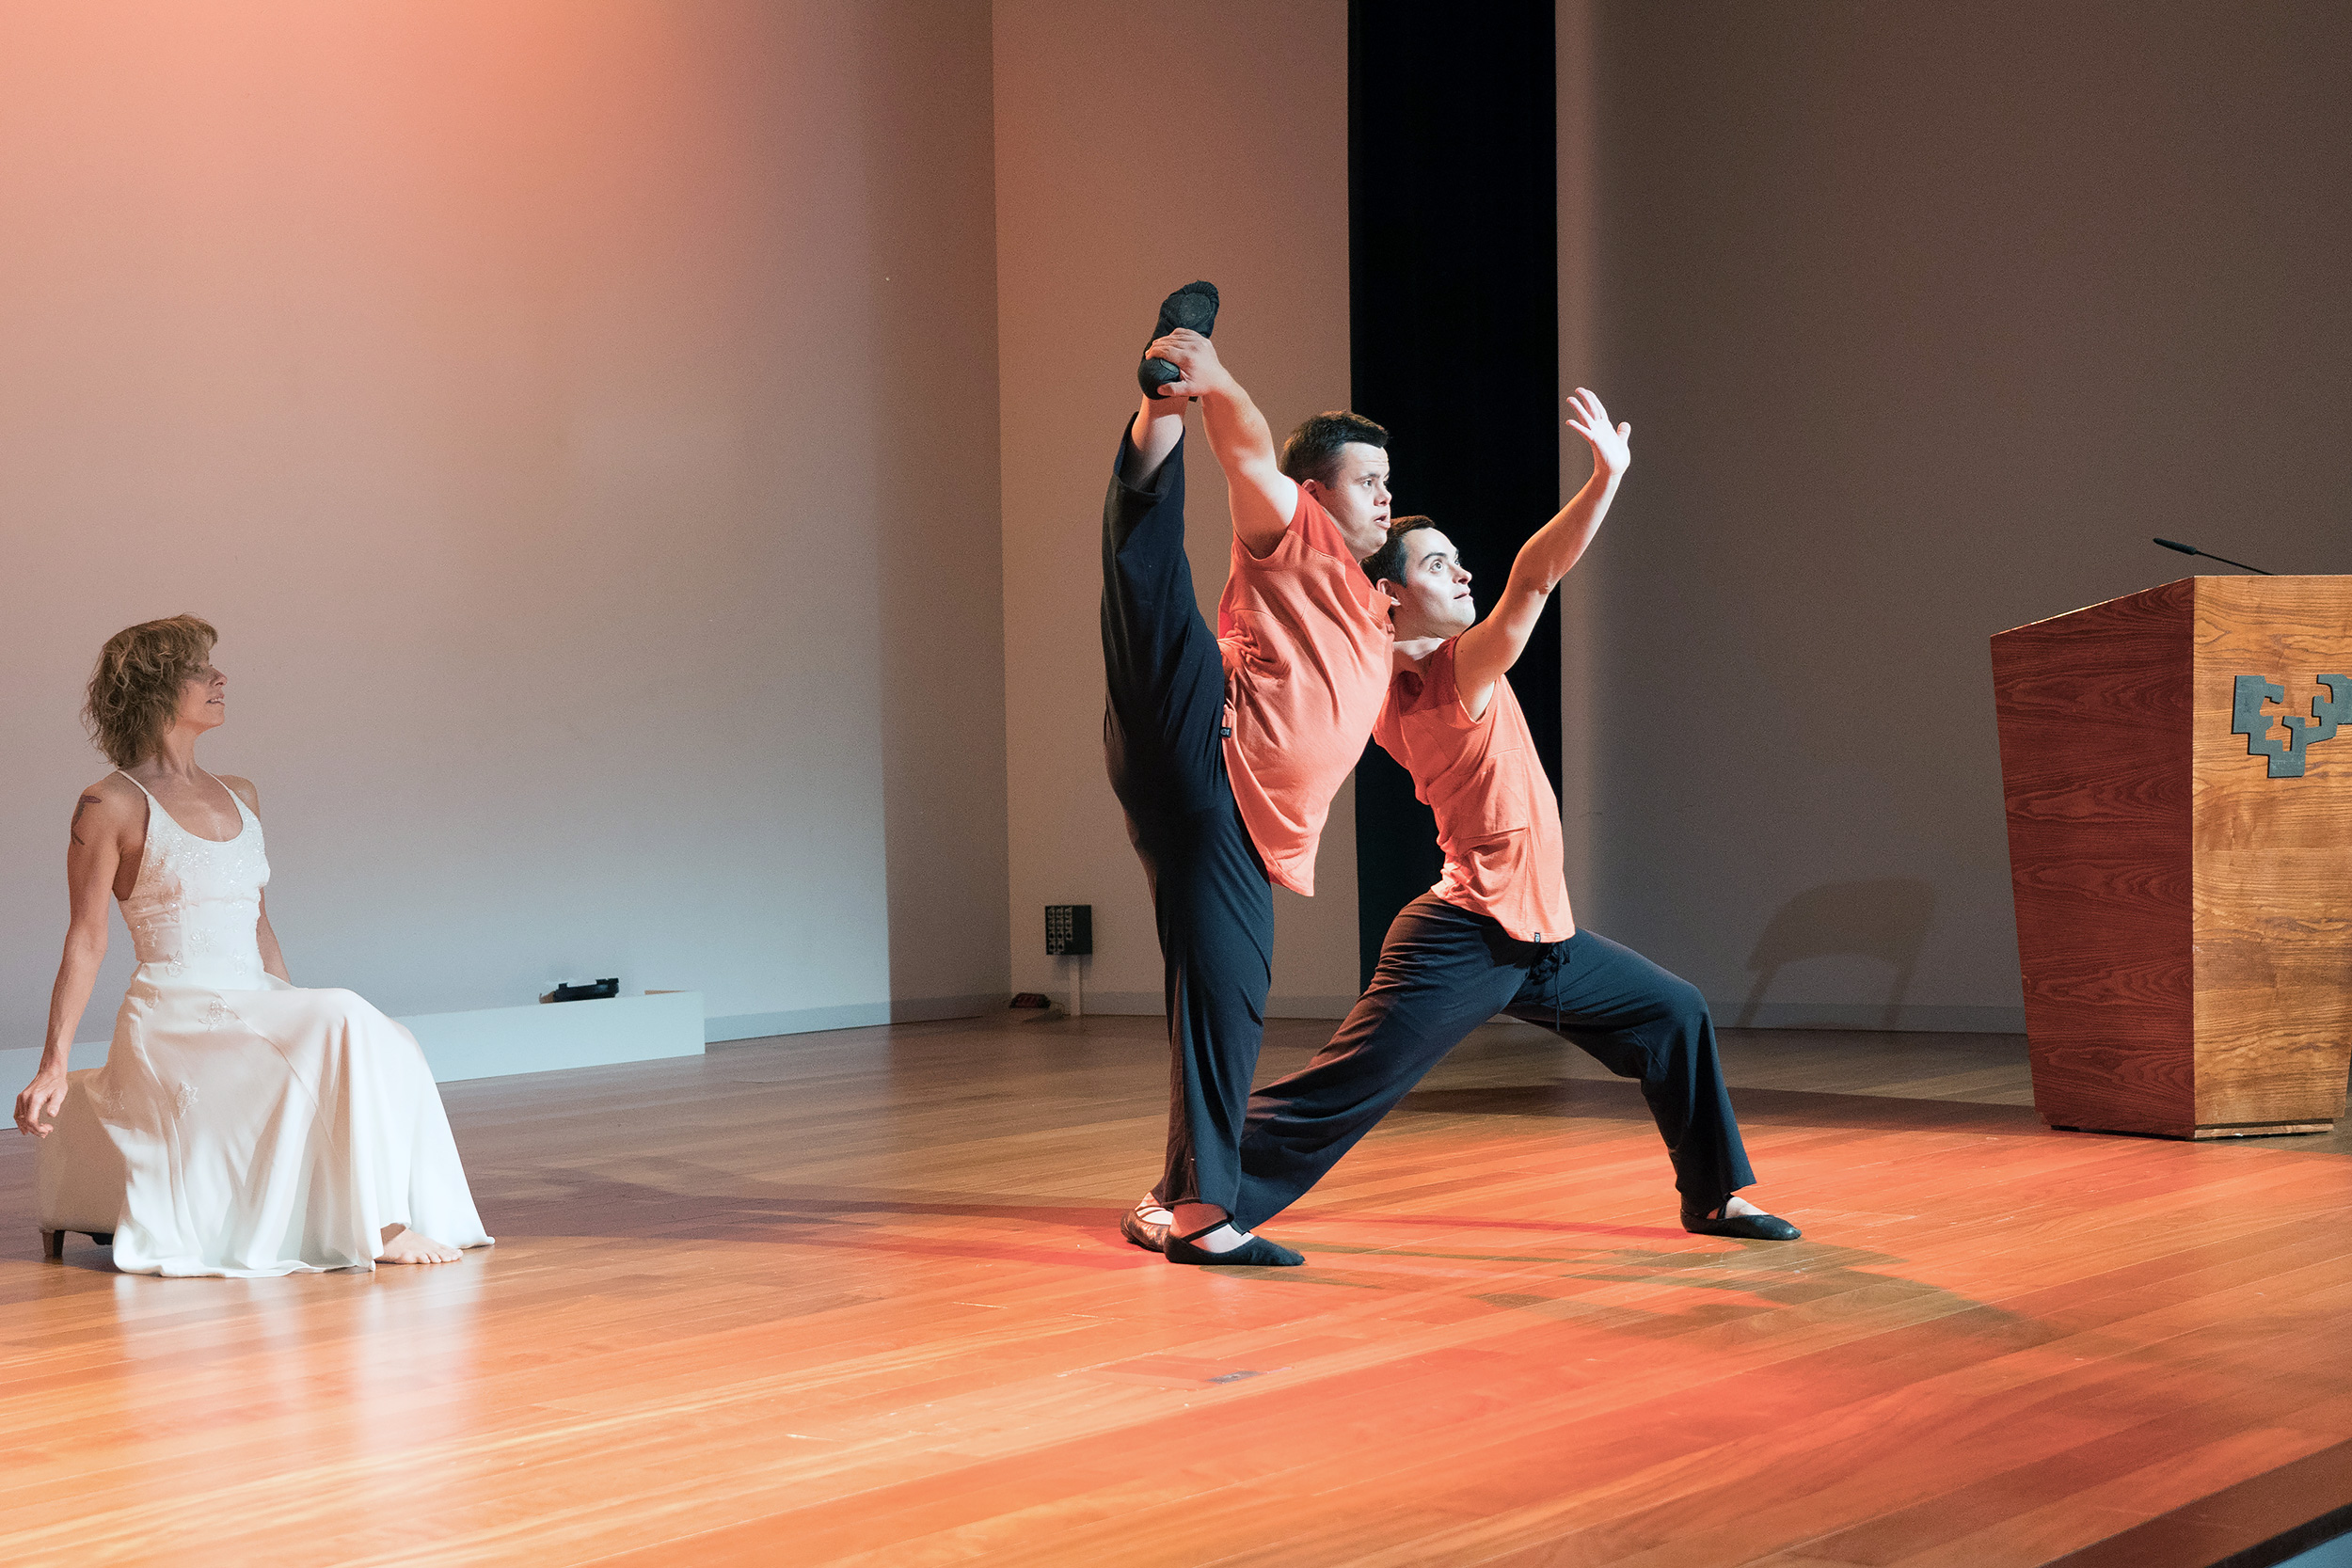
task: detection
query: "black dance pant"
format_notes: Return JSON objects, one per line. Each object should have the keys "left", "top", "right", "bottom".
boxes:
{"left": 1233, "top": 894, "right": 1757, "bottom": 1230}
{"left": 1100, "top": 425, "right": 1274, "bottom": 1213}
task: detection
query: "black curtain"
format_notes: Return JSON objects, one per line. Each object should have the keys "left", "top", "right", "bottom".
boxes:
{"left": 1349, "top": 0, "right": 1561, "bottom": 986}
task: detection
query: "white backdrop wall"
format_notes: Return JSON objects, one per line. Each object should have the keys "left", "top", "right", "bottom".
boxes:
{"left": 23, "top": 3, "right": 2331, "bottom": 1057}
{"left": 993, "top": 0, "right": 1359, "bottom": 1017}
{"left": 0, "top": 1, "right": 1009, "bottom": 1049}
{"left": 1570, "top": 0, "right": 2352, "bottom": 1029}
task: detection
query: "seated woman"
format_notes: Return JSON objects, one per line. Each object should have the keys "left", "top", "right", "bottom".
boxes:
{"left": 13, "top": 614, "right": 492, "bottom": 1275}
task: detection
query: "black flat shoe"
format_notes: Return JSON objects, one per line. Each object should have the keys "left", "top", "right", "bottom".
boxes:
{"left": 1119, "top": 1206, "right": 1168, "bottom": 1253}
{"left": 1139, "top": 280, "right": 1219, "bottom": 398}
{"left": 1682, "top": 1203, "right": 1802, "bottom": 1242}
{"left": 1164, "top": 1227, "right": 1302, "bottom": 1267}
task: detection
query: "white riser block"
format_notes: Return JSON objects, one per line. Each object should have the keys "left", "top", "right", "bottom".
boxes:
{"left": 3, "top": 991, "right": 707, "bottom": 1095}
{"left": 400, "top": 992, "right": 705, "bottom": 1083}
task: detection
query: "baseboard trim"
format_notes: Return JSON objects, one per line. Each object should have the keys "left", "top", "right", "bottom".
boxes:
{"left": 1265, "top": 994, "right": 1360, "bottom": 1021}
{"left": 706, "top": 993, "right": 999, "bottom": 1043}
{"left": 1716, "top": 1001, "right": 2026, "bottom": 1034}
{"left": 403, "top": 991, "right": 706, "bottom": 1082}
{"left": 4, "top": 992, "right": 709, "bottom": 1090}
{"left": 1058, "top": 990, "right": 1360, "bottom": 1021}
{"left": 1067, "top": 993, "right": 2026, "bottom": 1035}
{"left": 6, "top": 995, "right": 2020, "bottom": 1095}
{"left": 0, "top": 1040, "right": 109, "bottom": 1091}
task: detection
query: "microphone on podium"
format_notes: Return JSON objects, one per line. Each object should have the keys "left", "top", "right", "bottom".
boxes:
{"left": 2153, "top": 538, "right": 2274, "bottom": 576}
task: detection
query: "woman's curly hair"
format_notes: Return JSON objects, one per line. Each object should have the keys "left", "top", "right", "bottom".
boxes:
{"left": 84, "top": 615, "right": 217, "bottom": 768}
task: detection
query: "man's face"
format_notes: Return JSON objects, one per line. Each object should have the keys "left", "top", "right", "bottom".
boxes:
{"left": 1304, "top": 443, "right": 1391, "bottom": 559}
{"left": 1378, "top": 530, "right": 1474, "bottom": 641}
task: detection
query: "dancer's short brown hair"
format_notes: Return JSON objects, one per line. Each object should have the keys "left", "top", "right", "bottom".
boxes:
{"left": 1279, "top": 410, "right": 1389, "bottom": 486}
{"left": 85, "top": 614, "right": 217, "bottom": 768}
{"left": 1361, "top": 515, "right": 1441, "bottom": 584}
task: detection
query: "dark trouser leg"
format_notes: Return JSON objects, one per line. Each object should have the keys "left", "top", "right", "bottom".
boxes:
{"left": 1233, "top": 895, "right": 1523, "bottom": 1230}
{"left": 1136, "top": 802, "right": 1274, "bottom": 1212}
{"left": 1505, "top": 928, "right": 1756, "bottom": 1204}
{"left": 1098, "top": 426, "right": 1271, "bottom": 1214}
{"left": 1101, "top": 425, "right": 1226, "bottom": 813}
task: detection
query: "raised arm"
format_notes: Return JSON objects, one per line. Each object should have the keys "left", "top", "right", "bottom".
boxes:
{"left": 1142, "top": 329, "right": 1300, "bottom": 558}
{"left": 15, "top": 780, "right": 138, "bottom": 1135}
{"left": 1454, "top": 389, "right": 1630, "bottom": 718}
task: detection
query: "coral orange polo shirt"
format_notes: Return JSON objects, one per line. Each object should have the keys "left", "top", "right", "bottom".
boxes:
{"left": 1217, "top": 486, "right": 1393, "bottom": 896}
{"left": 1374, "top": 638, "right": 1576, "bottom": 943}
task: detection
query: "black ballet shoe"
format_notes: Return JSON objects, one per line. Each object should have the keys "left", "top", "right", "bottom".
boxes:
{"left": 1119, "top": 1205, "right": 1169, "bottom": 1254}
{"left": 1163, "top": 1224, "right": 1303, "bottom": 1267}
{"left": 1139, "top": 280, "right": 1220, "bottom": 399}
{"left": 1681, "top": 1201, "right": 1802, "bottom": 1242}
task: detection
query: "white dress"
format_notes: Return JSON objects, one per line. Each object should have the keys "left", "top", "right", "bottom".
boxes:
{"left": 37, "top": 774, "right": 492, "bottom": 1275}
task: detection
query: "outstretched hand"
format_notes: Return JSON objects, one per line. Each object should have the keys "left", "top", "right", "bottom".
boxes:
{"left": 1451, "top": 386, "right": 1629, "bottom": 717}
{"left": 1143, "top": 328, "right": 1232, "bottom": 401}
{"left": 1567, "top": 388, "right": 1630, "bottom": 477}
{"left": 15, "top": 1070, "right": 66, "bottom": 1137}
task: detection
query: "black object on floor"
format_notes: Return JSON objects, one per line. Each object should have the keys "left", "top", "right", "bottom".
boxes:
{"left": 1680, "top": 1205, "right": 1803, "bottom": 1242}
{"left": 1163, "top": 1227, "right": 1303, "bottom": 1267}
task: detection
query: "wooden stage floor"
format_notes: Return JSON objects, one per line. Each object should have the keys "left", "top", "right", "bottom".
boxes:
{"left": 5, "top": 1014, "right": 2351, "bottom": 1567}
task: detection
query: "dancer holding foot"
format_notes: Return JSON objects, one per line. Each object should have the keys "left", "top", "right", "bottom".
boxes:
{"left": 1104, "top": 285, "right": 1394, "bottom": 1265}
{"left": 15, "top": 615, "right": 493, "bottom": 1275}
{"left": 1232, "top": 392, "right": 1800, "bottom": 1243}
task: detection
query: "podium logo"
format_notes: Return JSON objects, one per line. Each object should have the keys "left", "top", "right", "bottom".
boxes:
{"left": 2233, "top": 673, "right": 2352, "bottom": 777}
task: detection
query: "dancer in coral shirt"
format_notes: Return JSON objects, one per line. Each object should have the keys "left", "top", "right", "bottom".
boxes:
{"left": 1103, "top": 284, "right": 1392, "bottom": 1265}
{"left": 1233, "top": 391, "right": 1801, "bottom": 1245}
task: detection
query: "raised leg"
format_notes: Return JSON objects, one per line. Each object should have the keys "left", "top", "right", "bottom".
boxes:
{"left": 1100, "top": 417, "right": 1277, "bottom": 1230}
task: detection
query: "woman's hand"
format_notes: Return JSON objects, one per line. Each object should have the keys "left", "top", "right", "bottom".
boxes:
{"left": 15, "top": 1068, "right": 68, "bottom": 1137}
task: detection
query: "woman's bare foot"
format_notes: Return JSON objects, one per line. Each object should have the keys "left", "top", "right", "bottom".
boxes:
{"left": 376, "top": 1224, "right": 463, "bottom": 1264}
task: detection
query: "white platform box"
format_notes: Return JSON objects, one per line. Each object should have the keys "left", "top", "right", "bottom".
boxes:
{"left": 0, "top": 991, "right": 706, "bottom": 1101}
{"left": 398, "top": 991, "right": 705, "bottom": 1084}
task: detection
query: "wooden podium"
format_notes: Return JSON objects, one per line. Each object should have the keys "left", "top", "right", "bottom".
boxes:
{"left": 1992, "top": 575, "right": 2352, "bottom": 1138}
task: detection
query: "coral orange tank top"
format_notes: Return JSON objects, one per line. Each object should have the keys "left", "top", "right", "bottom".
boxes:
{"left": 1217, "top": 486, "right": 1393, "bottom": 895}
{"left": 1374, "top": 638, "right": 1575, "bottom": 943}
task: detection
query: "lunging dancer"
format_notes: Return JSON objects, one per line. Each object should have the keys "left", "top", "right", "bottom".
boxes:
{"left": 1232, "top": 391, "right": 1801, "bottom": 1244}
{"left": 1104, "top": 284, "right": 1394, "bottom": 1265}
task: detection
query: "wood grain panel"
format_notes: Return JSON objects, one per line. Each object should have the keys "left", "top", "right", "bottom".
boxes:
{"left": 2191, "top": 575, "right": 2352, "bottom": 1131}
{"left": 1992, "top": 579, "right": 2194, "bottom": 1135}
